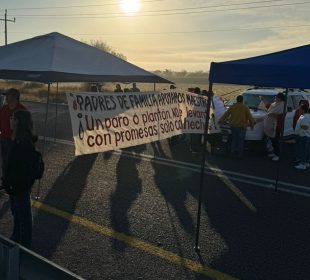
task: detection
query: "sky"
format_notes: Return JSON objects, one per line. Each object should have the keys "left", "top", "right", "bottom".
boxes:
{"left": 1, "top": 0, "right": 310, "bottom": 71}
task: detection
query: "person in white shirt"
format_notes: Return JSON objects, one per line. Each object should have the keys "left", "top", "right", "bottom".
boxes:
{"left": 294, "top": 104, "right": 310, "bottom": 170}
{"left": 263, "top": 93, "right": 285, "bottom": 161}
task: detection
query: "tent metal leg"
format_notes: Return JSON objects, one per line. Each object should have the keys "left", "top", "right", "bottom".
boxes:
{"left": 35, "top": 83, "right": 51, "bottom": 200}
{"left": 274, "top": 88, "right": 288, "bottom": 192}
{"left": 54, "top": 83, "right": 59, "bottom": 143}
{"left": 153, "top": 83, "right": 156, "bottom": 91}
{"left": 194, "top": 83, "right": 213, "bottom": 251}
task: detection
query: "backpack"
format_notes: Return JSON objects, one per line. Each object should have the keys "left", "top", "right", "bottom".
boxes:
{"left": 33, "top": 149, "right": 45, "bottom": 180}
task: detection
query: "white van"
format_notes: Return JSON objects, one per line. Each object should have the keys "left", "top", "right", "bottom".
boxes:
{"left": 224, "top": 88, "right": 310, "bottom": 141}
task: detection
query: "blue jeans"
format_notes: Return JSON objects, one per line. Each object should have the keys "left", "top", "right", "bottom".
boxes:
{"left": 296, "top": 136, "right": 310, "bottom": 164}
{"left": 9, "top": 190, "right": 32, "bottom": 248}
{"left": 231, "top": 127, "right": 247, "bottom": 156}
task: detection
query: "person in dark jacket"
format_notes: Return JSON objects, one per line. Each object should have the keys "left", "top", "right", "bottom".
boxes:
{"left": 0, "top": 88, "right": 26, "bottom": 186}
{"left": 3, "top": 110, "right": 37, "bottom": 248}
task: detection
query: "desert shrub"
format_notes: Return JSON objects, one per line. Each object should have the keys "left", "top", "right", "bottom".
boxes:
{"left": 23, "top": 82, "right": 44, "bottom": 89}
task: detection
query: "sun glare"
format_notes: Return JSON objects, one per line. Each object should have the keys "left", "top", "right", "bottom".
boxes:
{"left": 119, "top": 0, "right": 141, "bottom": 15}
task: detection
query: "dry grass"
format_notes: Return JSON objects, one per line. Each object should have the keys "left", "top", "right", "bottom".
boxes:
{"left": 0, "top": 80, "right": 247, "bottom": 104}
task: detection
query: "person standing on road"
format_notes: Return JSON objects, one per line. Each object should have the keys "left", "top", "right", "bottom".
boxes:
{"left": 3, "top": 110, "right": 37, "bottom": 248}
{"left": 90, "top": 85, "right": 99, "bottom": 92}
{"left": 131, "top": 83, "right": 140, "bottom": 92}
{"left": 114, "top": 84, "right": 123, "bottom": 93}
{"left": 219, "top": 95, "right": 254, "bottom": 158}
{"left": 293, "top": 100, "right": 309, "bottom": 163}
{"left": 293, "top": 100, "right": 309, "bottom": 130}
{"left": 263, "top": 92, "right": 285, "bottom": 161}
{"left": 294, "top": 105, "right": 310, "bottom": 170}
{"left": 0, "top": 88, "right": 26, "bottom": 185}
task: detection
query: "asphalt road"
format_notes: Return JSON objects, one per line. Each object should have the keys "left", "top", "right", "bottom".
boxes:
{"left": 1, "top": 101, "right": 310, "bottom": 280}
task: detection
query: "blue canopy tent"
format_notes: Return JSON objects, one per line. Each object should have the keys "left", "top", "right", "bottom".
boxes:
{"left": 195, "top": 44, "right": 310, "bottom": 249}
{"left": 209, "top": 44, "right": 310, "bottom": 89}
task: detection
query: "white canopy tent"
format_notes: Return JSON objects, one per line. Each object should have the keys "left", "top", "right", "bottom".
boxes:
{"left": 0, "top": 32, "right": 171, "bottom": 83}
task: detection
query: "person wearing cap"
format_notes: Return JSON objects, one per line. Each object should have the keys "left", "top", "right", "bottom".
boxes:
{"left": 0, "top": 88, "right": 26, "bottom": 184}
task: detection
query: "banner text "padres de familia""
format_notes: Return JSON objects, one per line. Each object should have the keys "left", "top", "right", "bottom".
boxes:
{"left": 67, "top": 90, "right": 219, "bottom": 156}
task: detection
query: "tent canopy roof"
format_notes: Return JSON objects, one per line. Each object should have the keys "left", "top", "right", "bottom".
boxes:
{"left": 209, "top": 44, "right": 310, "bottom": 89}
{"left": 0, "top": 32, "right": 171, "bottom": 84}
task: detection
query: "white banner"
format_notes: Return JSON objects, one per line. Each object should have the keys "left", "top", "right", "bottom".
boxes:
{"left": 67, "top": 90, "right": 220, "bottom": 155}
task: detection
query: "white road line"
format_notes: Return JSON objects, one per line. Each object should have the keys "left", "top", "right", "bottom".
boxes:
{"left": 25, "top": 100, "right": 68, "bottom": 107}
{"left": 39, "top": 136, "right": 74, "bottom": 146}
{"left": 41, "top": 136, "right": 310, "bottom": 198}
{"left": 117, "top": 150, "right": 310, "bottom": 197}
{"left": 118, "top": 150, "right": 310, "bottom": 191}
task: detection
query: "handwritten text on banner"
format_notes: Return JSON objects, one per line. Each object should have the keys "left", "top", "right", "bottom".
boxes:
{"left": 67, "top": 90, "right": 219, "bottom": 155}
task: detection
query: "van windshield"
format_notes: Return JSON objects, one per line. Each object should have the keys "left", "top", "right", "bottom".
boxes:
{"left": 225, "top": 93, "right": 276, "bottom": 109}
{"left": 243, "top": 94, "right": 275, "bottom": 109}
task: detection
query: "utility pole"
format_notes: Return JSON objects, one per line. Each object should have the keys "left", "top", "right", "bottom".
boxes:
{"left": 0, "top": 9, "right": 16, "bottom": 45}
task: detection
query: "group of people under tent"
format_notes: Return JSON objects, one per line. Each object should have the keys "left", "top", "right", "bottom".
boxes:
{"left": 89, "top": 82, "right": 141, "bottom": 93}
{"left": 218, "top": 92, "right": 310, "bottom": 170}
{"left": 114, "top": 82, "right": 141, "bottom": 93}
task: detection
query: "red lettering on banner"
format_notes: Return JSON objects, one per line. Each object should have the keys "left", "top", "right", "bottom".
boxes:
{"left": 171, "top": 107, "right": 182, "bottom": 118}
{"left": 114, "top": 125, "right": 158, "bottom": 147}
{"left": 87, "top": 134, "right": 112, "bottom": 147}
{"left": 87, "top": 135, "right": 95, "bottom": 147}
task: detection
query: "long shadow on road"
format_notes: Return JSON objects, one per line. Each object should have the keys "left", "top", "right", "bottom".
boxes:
{"left": 110, "top": 145, "right": 145, "bottom": 252}
{"left": 181, "top": 152, "right": 310, "bottom": 280}
{"left": 32, "top": 153, "right": 97, "bottom": 258}
{"left": 0, "top": 192, "right": 10, "bottom": 219}
{"left": 158, "top": 140, "right": 310, "bottom": 280}
{"left": 203, "top": 179, "right": 310, "bottom": 280}
{"left": 152, "top": 140, "right": 217, "bottom": 280}
{"left": 151, "top": 141, "right": 195, "bottom": 235}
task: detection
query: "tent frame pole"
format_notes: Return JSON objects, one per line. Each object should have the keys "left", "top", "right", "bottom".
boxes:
{"left": 274, "top": 88, "right": 288, "bottom": 192}
{"left": 194, "top": 82, "right": 213, "bottom": 251}
{"left": 54, "top": 82, "right": 59, "bottom": 143}
{"left": 35, "top": 82, "right": 51, "bottom": 200}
